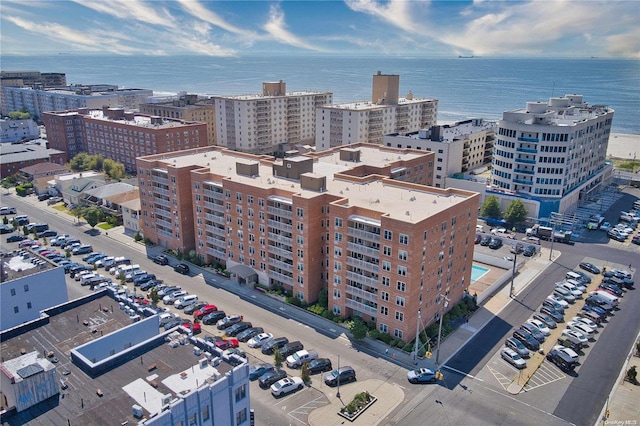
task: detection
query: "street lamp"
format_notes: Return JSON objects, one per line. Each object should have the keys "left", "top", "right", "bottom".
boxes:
{"left": 509, "top": 249, "right": 518, "bottom": 297}
{"left": 435, "top": 296, "right": 450, "bottom": 367}
{"left": 336, "top": 354, "right": 341, "bottom": 399}
{"left": 412, "top": 309, "right": 422, "bottom": 365}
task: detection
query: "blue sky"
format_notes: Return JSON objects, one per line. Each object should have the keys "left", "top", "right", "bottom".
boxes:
{"left": 1, "top": 1, "right": 638, "bottom": 58}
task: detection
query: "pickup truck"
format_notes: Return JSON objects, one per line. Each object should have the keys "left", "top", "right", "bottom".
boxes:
{"left": 286, "top": 349, "right": 318, "bottom": 368}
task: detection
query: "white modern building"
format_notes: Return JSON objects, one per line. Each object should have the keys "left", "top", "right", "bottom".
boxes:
{"left": 0, "top": 250, "right": 68, "bottom": 331}
{"left": 212, "top": 81, "right": 332, "bottom": 155}
{"left": 316, "top": 72, "right": 438, "bottom": 150}
{"left": 484, "top": 94, "right": 614, "bottom": 219}
{"left": 3, "top": 84, "right": 153, "bottom": 121}
{"left": 383, "top": 118, "right": 496, "bottom": 188}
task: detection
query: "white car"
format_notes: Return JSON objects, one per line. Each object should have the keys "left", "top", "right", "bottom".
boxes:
{"left": 163, "top": 290, "right": 188, "bottom": 304}
{"left": 600, "top": 222, "right": 613, "bottom": 232}
{"left": 547, "top": 295, "right": 569, "bottom": 309}
{"left": 571, "top": 316, "right": 598, "bottom": 330}
{"left": 501, "top": 348, "right": 526, "bottom": 369}
{"left": 556, "top": 282, "right": 583, "bottom": 299}
{"left": 247, "top": 333, "right": 273, "bottom": 348}
{"left": 527, "top": 319, "right": 551, "bottom": 336}
{"left": 562, "top": 329, "right": 588, "bottom": 346}
{"left": 553, "top": 287, "right": 576, "bottom": 304}
{"left": 566, "top": 321, "right": 594, "bottom": 338}
{"left": 270, "top": 376, "right": 304, "bottom": 397}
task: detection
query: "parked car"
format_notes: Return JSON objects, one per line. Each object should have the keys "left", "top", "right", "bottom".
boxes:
{"left": 270, "top": 376, "right": 304, "bottom": 397}
{"left": 261, "top": 337, "right": 289, "bottom": 355}
{"left": 37, "top": 229, "right": 57, "bottom": 238}
{"left": 513, "top": 329, "right": 540, "bottom": 351}
{"left": 202, "top": 311, "right": 226, "bottom": 325}
{"left": 216, "top": 314, "right": 243, "bottom": 330}
{"left": 224, "top": 322, "right": 253, "bottom": 337}
{"left": 540, "top": 306, "right": 565, "bottom": 323}
{"left": 306, "top": 358, "right": 333, "bottom": 374}
{"left": 286, "top": 349, "right": 317, "bottom": 368}
{"left": 72, "top": 244, "right": 93, "bottom": 255}
{"left": 480, "top": 235, "right": 492, "bottom": 246}
{"left": 501, "top": 348, "right": 527, "bottom": 369}
{"left": 556, "top": 336, "right": 582, "bottom": 352}
{"left": 214, "top": 337, "right": 239, "bottom": 350}
{"left": 523, "top": 245, "right": 536, "bottom": 257}
{"left": 247, "top": 332, "right": 274, "bottom": 348}
{"left": 278, "top": 341, "right": 304, "bottom": 358}
{"left": 598, "top": 283, "right": 624, "bottom": 297}
{"left": 505, "top": 337, "right": 530, "bottom": 358}
{"left": 157, "top": 285, "right": 181, "bottom": 297}
{"left": 520, "top": 323, "right": 545, "bottom": 343}
{"left": 474, "top": 234, "right": 482, "bottom": 244}
{"left": 259, "top": 369, "right": 288, "bottom": 389}
{"left": 561, "top": 329, "right": 588, "bottom": 347}
{"left": 163, "top": 290, "right": 188, "bottom": 304}
{"left": 542, "top": 298, "right": 566, "bottom": 313}
{"left": 324, "top": 366, "right": 356, "bottom": 386}
{"left": 174, "top": 295, "right": 199, "bottom": 309}
{"left": 7, "top": 234, "right": 27, "bottom": 243}
{"left": 0, "top": 224, "right": 15, "bottom": 234}
{"left": 173, "top": 263, "right": 190, "bottom": 274}
{"left": 249, "top": 363, "right": 274, "bottom": 381}
{"left": 180, "top": 322, "right": 201, "bottom": 335}
{"left": 0, "top": 206, "right": 17, "bottom": 215}
{"left": 236, "top": 327, "right": 264, "bottom": 342}
{"left": 183, "top": 301, "right": 208, "bottom": 315}
{"left": 552, "top": 287, "right": 576, "bottom": 304}
{"left": 194, "top": 304, "right": 218, "bottom": 319}
{"left": 579, "top": 262, "right": 601, "bottom": 274}
{"left": 489, "top": 237, "right": 503, "bottom": 249}
{"left": 527, "top": 319, "right": 551, "bottom": 336}
{"left": 407, "top": 367, "right": 438, "bottom": 384}
{"left": 47, "top": 196, "right": 63, "bottom": 205}
{"left": 153, "top": 254, "right": 169, "bottom": 265}
{"left": 566, "top": 321, "right": 594, "bottom": 339}
{"left": 133, "top": 273, "right": 156, "bottom": 286}
{"left": 571, "top": 316, "right": 598, "bottom": 330}
{"left": 546, "top": 348, "right": 579, "bottom": 372}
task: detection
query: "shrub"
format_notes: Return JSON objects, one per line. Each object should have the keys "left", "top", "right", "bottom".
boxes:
{"left": 133, "top": 231, "right": 143, "bottom": 242}
{"left": 402, "top": 343, "right": 414, "bottom": 352}
{"left": 307, "top": 304, "right": 324, "bottom": 315}
{"left": 627, "top": 366, "right": 638, "bottom": 384}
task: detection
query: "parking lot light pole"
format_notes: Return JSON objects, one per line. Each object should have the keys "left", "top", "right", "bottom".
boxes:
{"left": 509, "top": 251, "right": 518, "bottom": 297}
{"left": 336, "top": 354, "right": 341, "bottom": 399}
{"left": 412, "top": 309, "right": 421, "bottom": 365}
{"left": 435, "top": 297, "right": 450, "bottom": 367}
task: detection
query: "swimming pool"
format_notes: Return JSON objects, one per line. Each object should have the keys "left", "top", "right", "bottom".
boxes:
{"left": 471, "top": 265, "right": 490, "bottom": 282}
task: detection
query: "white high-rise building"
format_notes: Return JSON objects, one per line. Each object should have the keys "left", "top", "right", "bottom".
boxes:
{"left": 212, "top": 81, "right": 332, "bottom": 155}
{"left": 316, "top": 72, "right": 438, "bottom": 150}
{"left": 490, "top": 94, "right": 614, "bottom": 218}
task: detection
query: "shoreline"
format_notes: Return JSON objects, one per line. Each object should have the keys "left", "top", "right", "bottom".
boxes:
{"left": 608, "top": 133, "right": 640, "bottom": 160}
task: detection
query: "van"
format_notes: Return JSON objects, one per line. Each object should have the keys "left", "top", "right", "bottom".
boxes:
{"left": 114, "top": 264, "right": 140, "bottom": 278}
{"left": 591, "top": 290, "right": 619, "bottom": 307}
{"left": 566, "top": 271, "right": 582, "bottom": 282}
{"left": 104, "top": 256, "right": 130, "bottom": 269}
{"left": 174, "top": 294, "right": 198, "bottom": 309}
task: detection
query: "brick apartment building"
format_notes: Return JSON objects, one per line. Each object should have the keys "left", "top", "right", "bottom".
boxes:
{"left": 43, "top": 107, "right": 208, "bottom": 170}
{"left": 137, "top": 144, "right": 479, "bottom": 342}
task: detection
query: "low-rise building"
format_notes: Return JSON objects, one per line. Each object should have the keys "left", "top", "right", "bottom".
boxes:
{"left": 0, "top": 118, "right": 40, "bottom": 143}
{"left": 120, "top": 197, "right": 142, "bottom": 235}
{"left": 0, "top": 143, "right": 65, "bottom": 179}
{"left": 18, "top": 162, "right": 70, "bottom": 182}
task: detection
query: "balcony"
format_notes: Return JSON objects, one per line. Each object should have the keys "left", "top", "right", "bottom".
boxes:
{"left": 157, "top": 228, "right": 173, "bottom": 238}
{"left": 345, "top": 271, "right": 379, "bottom": 288}
{"left": 345, "top": 285, "right": 378, "bottom": 303}
{"left": 345, "top": 298, "right": 377, "bottom": 315}
{"left": 346, "top": 242, "right": 379, "bottom": 258}
{"left": 267, "top": 206, "right": 293, "bottom": 219}
{"left": 517, "top": 137, "right": 539, "bottom": 143}
{"left": 203, "top": 201, "right": 224, "bottom": 212}
{"left": 346, "top": 228, "right": 380, "bottom": 243}
{"left": 515, "top": 158, "right": 536, "bottom": 165}
{"left": 204, "top": 213, "right": 224, "bottom": 225}
{"left": 203, "top": 189, "right": 223, "bottom": 200}
{"left": 152, "top": 187, "right": 170, "bottom": 196}
{"left": 206, "top": 247, "right": 226, "bottom": 259}
{"left": 268, "top": 270, "right": 293, "bottom": 285}
{"left": 268, "top": 232, "right": 292, "bottom": 246}
{"left": 513, "top": 178, "right": 534, "bottom": 185}
{"left": 268, "top": 245, "right": 291, "bottom": 257}
{"left": 514, "top": 169, "right": 535, "bottom": 175}
{"left": 516, "top": 147, "right": 538, "bottom": 154}
{"left": 205, "top": 225, "right": 225, "bottom": 236}
{"left": 267, "top": 219, "right": 293, "bottom": 233}
{"left": 205, "top": 235, "right": 224, "bottom": 246}
{"left": 153, "top": 197, "right": 170, "bottom": 207}
{"left": 152, "top": 175, "right": 168, "bottom": 184}
{"left": 156, "top": 217, "right": 172, "bottom": 228}
{"left": 345, "top": 257, "right": 379, "bottom": 274}
{"left": 268, "top": 258, "right": 293, "bottom": 273}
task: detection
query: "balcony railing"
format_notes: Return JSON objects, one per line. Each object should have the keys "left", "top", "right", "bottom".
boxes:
{"left": 268, "top": 258, "right": 293, "bottom": 272}
{"left": 206, "top": 247, "right": 226, "bottom": 259}
{"left": 268, "top": 270, "right": 293, "bottom": 285}
{"left": 205, "top": 225, "right": 225, "bottom": 236}
{"left": 268, "top": 232, "right": 292, "bottom": 246}
{"left": 346, "top": 242, "right": 379, "bottom": 258}
{"left": 514, "top": 169, "right": 535, "bottom": 175}
{"left": 345, "top": 271, "right": 379, "bottom": 288}
{"left": 346, "top": 228, "right": 380, "bottom": 243}
{"left": 267, "top": 219, "right": 293, "bottom": 233}
{"left": 203, "top": 190, "right": 223, "bottom": 200}
{"left": 516, "top": 147, "right": 538, "bottom": 154}
{"left": 268, "top": 245, "right": 291, "bottom": 257}
{"left": 345, "top": 257, "right": 379, "bottom": 274}
{"left": 515, "top": 158, "right": 536, "bottom": 165}
{"left": 517, "top": 137, "right": 539, "bottom": 143}
{"left": 513, "top": 178, "right": 534, "bottom": 185}
{"left": 345, "top": 285, "right": 378, "bottom": 303}
{"left": 267, "top": 206, "right": 292, "bottom": 219}
{"left": 345, "top": 298, "right": 377, "bottom": 315}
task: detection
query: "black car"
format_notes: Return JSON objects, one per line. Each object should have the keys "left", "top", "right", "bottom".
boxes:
{"left": 202, "top": 311, "right": 227, "bottom": 325}
{"left": 572, "top": 270, "right": 592, "bottom": 284}
{"left": 599, "top": 283, "right": 624, "bottom": 297}
{"left": 520, "top": 323, "right": 545, "bottom": 343}
{"left": 585, "top": 296, "right": 614, "bottom": 313}
{"left": 278, "top": 341, "right": 304, "bottom": 358}
{"left": 261, "top": 337, "right": 289, "bottom": 355}
{"left": 174, "top": 263, "right": 190, "bottom": 274}
{"left": 7, "top": 234, "right": 26, "bottom": 243}
{"left": 489, "top": 237, "right": 503, "bottom": 249}
{"left": 163, "top": 319, "right": 184, "bottom": 330}
{"left": 133, "top": 273, "right": 156, "bottom": 286}
{"left": 474, "top": 234, "right": 482, "bottom": 244}
{"left": 540, "top": 306, "right": 564, "bottom": 323}
{"left": 603, "top": 275, "right": 634, "bottom": 289}
{"left": 37, "top": 229, "right": 57, "bottom": 238}
{"left": 258, "top": 369, "right": 288, "bottom": 388}
{"left": 237, "top": 327, "right": 265, "bottom": 342}
{"left": 307, "top": 358, "right": 333, "bottom": 374}
{"left": 0, "top": 224, "right": 15, "bottom": 234}
{"left": 546, "top": 348, "right": 578, "bottom": 372}
{"left": 224, "top": 322, "right": 253, "bottom": 337}
{"left": 154, "top": 254, "right": 169, "bottom": 265}
{"left": 37, "top": 193, "right": 51, "bottom": 201}
{"left": 324, "top": 366, "right": 356, "bottom": 387}
{"left": 579, "top": 262, "right": 601, "bottom": 274}
{"left": 140, "top": 279, "right": 163, "bottom": 291}
{"left": 513, "top": 329, "right": 540, "bottom": 351}
{"left": 480, "top": 235, "right": 492, "bottom": 246}
{"left": 523, "top": 245, "right": 536, "bottom": 257}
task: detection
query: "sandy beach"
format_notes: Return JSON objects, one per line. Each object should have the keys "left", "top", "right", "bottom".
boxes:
{"left": 607, "top": 133, "right": 640, "bottom": 159}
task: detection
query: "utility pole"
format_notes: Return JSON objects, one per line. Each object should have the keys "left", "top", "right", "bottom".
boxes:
{"left": 412, "top": 309, "right": 421, "bottom": 364}
{"left": 549, "top": 216, "right": 557, "bottom": 261}
{"left": 509, "top": 250, "right": 518, "bottom": 297}
{"left": 435, "top": 296, "right": 450, "bottom": 367}
{"left": 336, "top": 354, "right": 341, "bottom": 399}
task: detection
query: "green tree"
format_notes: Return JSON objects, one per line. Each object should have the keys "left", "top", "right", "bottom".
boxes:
{"left": 301, "top": 362, "right": 311, "bottom": 384}
{"left": 134, "top": 231, "right": 143, "bottom": 242}
{"left": 22, "top": 225, "right": 29, "bottom": 235}
{"left": 103, "top": 158, "right": 125, "bottom": 180}
{"left": 318, "top": 287, "right": 328, "bottom": 309}
{"left": 8, "top": 111, "right": 31, "bottom": 119}
{"left": 71, "top": 206, "right": 86, "bottom": 223}
{"left": 69, "top": 153, "right": 90, "bottom": 172}
{"left": 149, "top": 288, "right": 160, "bottom": 306}
{"left": 83, "top": 207, "right": 104, "bottom": 228}
{"left": 2, "top": 216, "right": 8, "bottom": 225}
{"left": 480, "top": 195, "right": 502, "bottom": 219}
{"left": 347, "top": 317, "right": 369, "bottom": 340}
{"left": 504, "top": 199, "right": 528, "bottom": 225}
{"left": 274, "top": 350, "right": 283, "bottom": 370}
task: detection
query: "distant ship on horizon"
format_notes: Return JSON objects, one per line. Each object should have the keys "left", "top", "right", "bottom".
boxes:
{"left": 458, "top": 55, "right": 474, "bottom": 58}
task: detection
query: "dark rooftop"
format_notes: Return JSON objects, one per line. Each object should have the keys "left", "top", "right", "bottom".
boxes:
{"left": 0, "top": 248, "right": 59, "bottom": 283}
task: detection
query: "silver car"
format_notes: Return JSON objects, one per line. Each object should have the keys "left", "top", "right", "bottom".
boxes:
{"left": 501, "top": 348, "right": 526, "bottom": 369}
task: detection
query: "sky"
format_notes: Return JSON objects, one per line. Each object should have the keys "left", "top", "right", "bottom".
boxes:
{"left": 1, "top": 0, "right": 638, "bottom": 58}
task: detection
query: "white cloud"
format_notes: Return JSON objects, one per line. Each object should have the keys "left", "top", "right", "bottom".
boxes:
{"left": 263, "top": 4, "right": 329, "bottom": 52}
{"left": 71, "top": 0, "right": 176, "bottom": 28}
{"left": 344, "top": 0, "right": 429, "bottom": 35}
{"left": 176, "top": 0, "right": 255, "bottom": 37}
{"left": 606, "top": 30, "right": 640, "bottom": 59}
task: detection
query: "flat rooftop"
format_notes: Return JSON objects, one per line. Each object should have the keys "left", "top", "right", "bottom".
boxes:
{"left": 0, "top": 248, "right": 59, "bottom": 283}
{"left": 145, "top": 144, "right": 475, "bottom": 223}
{"left": 0, "top": 294, "right": 234, "bottom": 425}
{"left": 86, "top": 110, "right": 199, "bottom": 129}
{"left": 214, "top": 90, "right": 331, "bottom": 101}
{"left": 321, "top": 96, "right": 436, "bottom": 111}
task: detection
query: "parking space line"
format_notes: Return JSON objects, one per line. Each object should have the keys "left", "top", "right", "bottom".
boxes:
{"left": 488, "top": 366, "right": 512, "bottom": 390}
{"left": 523, "top": 362, "right": 566, "bottom": 391}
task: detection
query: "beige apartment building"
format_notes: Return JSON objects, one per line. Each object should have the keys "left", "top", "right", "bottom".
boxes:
{"left": 316, "top": 72, "right": 439, "bottom": 150}
{"left": 44, "top": 107, "right": 208, "bottom": 171}
{"left": 212, "top": 81, "right": 332, "bottom": 155}
{"left": 137, "top": 144, "right": 478, "bottom": 342}
{"left": 139, "top": 93, "right": 216, "bottom": 146}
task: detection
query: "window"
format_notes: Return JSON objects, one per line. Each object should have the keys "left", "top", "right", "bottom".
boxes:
{"left": 333, "top": 305, "right": 341, "bottom": 315}
{"left": 236, "top": 408, "right": 247, "bottom": 425}
{"left": 399, "top": 234, "right": 409, "bottom": 245}
{"left": 380, "top": 306, "right": 389, "bottom": 316}
{"left": 334, "top": 261, "right": 342, "bottom": 271}
{"left": 10, "top": 288, "right": 16, "bottom": 296}
{"left": 334, "top": 232, "right": 343, "bottom": 242}
{"left": 397, "top": 266, "right": 407, "bottom": 276}
{"left": 234, "top": 384, "right": 247, "bottom": 401}
{"left": 396, "top": 296, "right": 405, "bottom": 307}
{"left": 334, "top": 247, "right": 342, "bottom": 257}
{"left": 202, "top": 406, "right": 210, "bottom": 421}
{"left": 23, "top": 284, "right": 29, "bottom": 292}
{"left": 379, "top": 323, "right": 388, "bottom": 333}
{"left": 297, "top": 262, "right": 304, "bottom": 272}
{"left": 259, "top": 198, "right": 264, "bottom": 207}
{"left": 333, "top": 275, "right": 342, "bottom": 285}
{"left": 394, "top": 329, "right": 403, "bottom": 339}
{"left": 236, "top": 192, "right": 242, "bottom": 201}
{"left": 382, "top": 261, "right": 391, "bottom": 272}
{"left": 297, "top": 222, "right": 304, "bottom": 232}
{"left": 384, "top": 230, "right": 393, "bottom": 240}
{"left": 333, "top": 289, "right": 341, "bottom": 299}
{"left": 381, "top": 277, "right": 390, "bottom": 286}
{"left": 397, "top": 281, "right": 406, "bottom": 292}
{"left": 395, "top": 311, "right": 404, "bottom": 322}
{"left": 398, "top": 250, "right": 407, "bottom": 261}
{"left": 27, "top": 302, "right": 32, "bottom": 309}
{"left": 297, "top": 207, "right": 304, "bottom": 218}
{"left": 13, "top": 306, "right": 19, "bottom": 313}
{"left": 247, "top": 195, "right": 253, "bottom": 204}
{"left": 381, "top": 291, "right": 389, "bottom": 302}
{"left": 335, "top": 218, "right": 343, "bottom": 228}
{"left": 383, "top": 246, "right": 391, "bottom": 256}
{"left": 189, "top": 413, "right": 197, "bottom": 425}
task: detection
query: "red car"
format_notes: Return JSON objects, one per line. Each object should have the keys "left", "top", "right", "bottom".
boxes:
{"left": 194, "top": 304, "right": 218, "bottom": 319}
{"left": 215, "top": 337, "right": 238, "bottom": 350}
{"left": 181, "top": 322, "right": 202, "bottom": 335}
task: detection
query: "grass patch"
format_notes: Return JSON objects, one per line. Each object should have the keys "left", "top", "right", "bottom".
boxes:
{"left": 52, "top": 204, "right": 71, "bottom": 214}
{"left": 97, "top": 223, "right": 115, "bottom": 230}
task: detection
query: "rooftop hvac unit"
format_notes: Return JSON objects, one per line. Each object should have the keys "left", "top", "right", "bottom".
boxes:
{"left": 161, "top": 394, "right": 172, "bottom": 406}
{"left": 132, "top": 405, "right": 143, "bottom": 418}
{"left": 199, "top": 358, "right": 208, "bottom": 368}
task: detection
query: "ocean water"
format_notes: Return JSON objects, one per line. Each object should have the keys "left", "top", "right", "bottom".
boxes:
{"left": 3, "top": 55, "right": 639, "bottom": 134}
